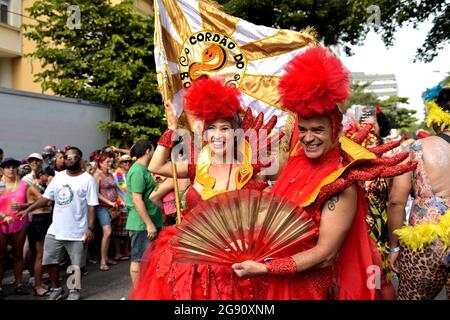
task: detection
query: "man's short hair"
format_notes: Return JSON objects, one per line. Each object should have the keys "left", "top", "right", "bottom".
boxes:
{"left": 131, "top": 140, "right": 153, "bottom": 159}
{"left": 66, "top": 146, "right": 83, "bottom": 158}
{"left": 43, "top": 166, "right": 55, "bottom": 177}
{"left": 34, "top": 166, "right": 55, "bottom": 178}
{"left": 34, "top": 166, "right": 46, "bottom": 177}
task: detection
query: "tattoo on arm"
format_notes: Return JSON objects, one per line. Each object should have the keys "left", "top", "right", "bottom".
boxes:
{"left": 327, "top": 194, "right": 340, "bottom": 211}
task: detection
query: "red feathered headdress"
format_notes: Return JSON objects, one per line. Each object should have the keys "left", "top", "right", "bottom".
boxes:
{"left": 278, "top": 47, "right": 350, "bottom": 117}
{"left": 183, "top": 77, "right": 242, "bottom": 122}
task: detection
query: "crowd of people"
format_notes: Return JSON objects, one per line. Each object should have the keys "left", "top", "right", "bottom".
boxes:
{"left": 129, "top": 47, "right": 448, "bottom": 300}
{"left": 0, "top": 143, "right": 182, "bottom": 300}
{"left": 0, "top": 46, "right": 448, "bottom": 301}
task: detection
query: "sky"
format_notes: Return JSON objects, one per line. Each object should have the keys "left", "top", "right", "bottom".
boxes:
{"left": 340, "top": 19, "right": 450, "bottom": 122}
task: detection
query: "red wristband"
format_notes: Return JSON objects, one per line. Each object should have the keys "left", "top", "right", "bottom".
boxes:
{"left": 158, "top": 129, "right": 175, "bottom": 149}
{"left": 265, "top": 257, "right": 297, "bottom": 276}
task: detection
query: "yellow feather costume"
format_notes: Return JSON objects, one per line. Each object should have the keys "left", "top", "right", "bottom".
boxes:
{"left": 394, "top": 210, "right": 450, "bottom": 251}
{"left": 426, "top": 100, "right": 450, "bottom": 131}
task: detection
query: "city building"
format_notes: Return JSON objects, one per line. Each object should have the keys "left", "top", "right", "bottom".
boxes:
{"left": 351, "top": 72, "right": 399, "bottom": 100}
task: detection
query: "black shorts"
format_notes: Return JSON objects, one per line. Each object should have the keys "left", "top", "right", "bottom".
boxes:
{"left": 28, "top": 214, "right": 52, "bottom": 248}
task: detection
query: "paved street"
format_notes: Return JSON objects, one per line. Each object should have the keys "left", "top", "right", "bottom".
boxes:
{"left": 1, "top": 259, "right": 447, "bottom": 300}
{"left": 1, "top": 259, "right": 131, "bottom": 300}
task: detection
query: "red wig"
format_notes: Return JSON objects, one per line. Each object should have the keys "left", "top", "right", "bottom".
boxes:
{"left": 278, "top": 47, "right": 350, "bottom": 139}
{"left": 278, "top": 46, "right": 350, "bottom": 117}
{"left": 183, "top": 77, "right": 242, "bottom": 122}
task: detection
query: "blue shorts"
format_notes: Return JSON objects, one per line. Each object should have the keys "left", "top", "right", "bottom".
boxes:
{"left": 96, "top": 206, "right": 112, "bottom": 227}
{"left": 129, "top": 231, "right": 151, "bottom": 262}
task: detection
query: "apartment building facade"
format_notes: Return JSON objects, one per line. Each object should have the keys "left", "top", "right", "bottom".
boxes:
{"left": 0, "top": 0, "right": 152, "bottom": 94}
{"left": 351, "top": 72, "right": 399, "bottom": 101}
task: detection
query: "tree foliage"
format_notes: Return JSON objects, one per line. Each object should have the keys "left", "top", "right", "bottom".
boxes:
{"left": 23, "top": 0, "right": 164, "bottom": 147}
{"left": 219, "top": 0, "right": 449, "bottom": 62}
{"left": 383, "top": 107, "right": 418, "bottom": 131}
{"left": 345, "top": 83, "right": 380, "bottom": 108}
{"left": 346, "top": 83, "right": 418, "bottom": 130}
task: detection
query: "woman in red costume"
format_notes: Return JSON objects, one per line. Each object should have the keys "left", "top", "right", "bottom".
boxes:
{"left": 232, "top": 47, "right": 416, "bottom": 299}
{"left": 129, "top": 77, "right": 279, "bottom": 299}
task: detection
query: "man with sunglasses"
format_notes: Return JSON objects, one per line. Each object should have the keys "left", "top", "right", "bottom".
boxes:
{"left": 19, "top": 146, "right": 98, "bottom": 300}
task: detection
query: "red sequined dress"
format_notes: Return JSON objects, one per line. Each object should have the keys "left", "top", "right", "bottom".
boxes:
{"left": 129, "top": 163, "right": 269, "bottom": 300}
{"left": 130, "top": 131, "right": 414, "bottom": 300}
{"left": 268, "top": 144, "right": 375, "bottom": 299}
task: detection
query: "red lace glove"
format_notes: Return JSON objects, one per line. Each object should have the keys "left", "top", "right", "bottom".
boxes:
{"left": 157, "top": 129, "right": 175, "bottom": 149}
{"left": 265, "top": 257, "right": 297, "bottom": 276}
{"left": 241, "top": 108, "right": 285, "bottom": 175}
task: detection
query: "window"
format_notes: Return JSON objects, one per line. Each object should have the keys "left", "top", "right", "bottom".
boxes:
{"left": 0, "top": 0, "right": 9, "bottom": 25}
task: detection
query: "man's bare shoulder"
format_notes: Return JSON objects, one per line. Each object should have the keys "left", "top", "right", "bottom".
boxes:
{"left": 324, "top": 185, "right": 356, "bottom": 212}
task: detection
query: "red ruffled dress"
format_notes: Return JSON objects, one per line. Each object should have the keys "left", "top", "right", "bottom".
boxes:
{"left": 131, "top": 142, "right": 379, "bottom": 300}
{"left": 129, "top": 165, "right": 269, "bottom": 300}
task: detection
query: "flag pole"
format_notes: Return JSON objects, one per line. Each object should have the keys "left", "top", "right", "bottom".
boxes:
{"left": 162, "top": 87, "right": 182, "bottom": 224}
{"left": 154, "top": 0, "right": 182, "bottom": 224}
{"left": 160, "top": 82, "right": 182, "bottom": 225}
{"left": 171, "top": 158, "right": 182, "bottom": 224}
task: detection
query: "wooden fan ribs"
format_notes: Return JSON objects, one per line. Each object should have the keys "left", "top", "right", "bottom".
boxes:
{"left": 172, "top": 189, "right": 318, "bottom": 265}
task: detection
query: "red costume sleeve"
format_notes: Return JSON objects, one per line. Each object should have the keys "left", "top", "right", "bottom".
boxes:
{"left": 334, "top": 186, "right": 376, "bottom": 300}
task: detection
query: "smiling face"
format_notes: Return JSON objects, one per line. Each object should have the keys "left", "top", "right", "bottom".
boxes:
{"left": 298, "top": 115, "right": 335, "bottom": 159}
{"left": 205, "top": 118, "right": 235, "bottom": 160}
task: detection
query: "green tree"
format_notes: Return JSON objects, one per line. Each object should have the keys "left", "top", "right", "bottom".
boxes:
{"left": 219, "top": 0, "right": 449, "bottom": 62}
{"left": 377, "top": 96, "right": 418, "bottom": 130}
{"left": 345, "top": 83, "right": 380, "bottom": 108}
{"left": 383, "top": 107, "right": 418, "bottom": 131}
{"left": 394, "top": 1, "right": 449, "bottom": 63}
{"left": 346, "top": 83, "right": 418, "bottom": 131}
{"left": 404, "top": 121, "right": 430, "bottom": 138}
{"left": 23, "top": 0, "right": 165, "bottom": 147}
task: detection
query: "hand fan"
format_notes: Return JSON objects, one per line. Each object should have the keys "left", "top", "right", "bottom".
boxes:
{"left": 172, "top": 189, "right": 318, "bottom": 265}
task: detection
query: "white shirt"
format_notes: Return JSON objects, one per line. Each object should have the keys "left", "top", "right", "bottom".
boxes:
{"left": 44, "top": 170, "right": 98, "bottom": 241}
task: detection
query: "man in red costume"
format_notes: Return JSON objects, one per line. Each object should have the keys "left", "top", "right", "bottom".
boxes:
{"left": 232, "top": 47, "right": 416, "bottom": 299}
